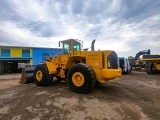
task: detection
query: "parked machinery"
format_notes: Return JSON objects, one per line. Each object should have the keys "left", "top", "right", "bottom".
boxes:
{"left": 118, "top": 57, "right": 131, "bottom": 74}
{"left": 130, "top": 49, "right": 150, "bottom": 70}
{"left": 32, "top": 39, "right": 121, "bottom": 93}
{"left": 141, "top": 54, "right": 160, "bottom": 74}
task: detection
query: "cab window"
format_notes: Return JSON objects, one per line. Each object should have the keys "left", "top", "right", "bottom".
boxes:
{"left": 73, "top": 41, "right": 81, "bottom": 50}
{"left": 63, "top": 42, "right": 70, "bottom": 54}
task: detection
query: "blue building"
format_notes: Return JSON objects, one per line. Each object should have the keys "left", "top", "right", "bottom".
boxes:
{"left": 0, "top": 46, "right": 61, "bottom": 74}
{"left": 32, "top": 47, "right": 61, "bottom": 65}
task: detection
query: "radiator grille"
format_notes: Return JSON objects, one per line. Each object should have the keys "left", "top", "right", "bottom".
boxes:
{"left": 107, "top": 51, "right": 118, "bottom": 69}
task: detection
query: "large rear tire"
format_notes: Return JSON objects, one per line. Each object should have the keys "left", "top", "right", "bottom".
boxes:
{"left": 146, "top": 62, "right": 156, "bottom": 74}
{"left": 67, "top": 63, "right": 96, "bottom": 94}
{"left": 34, "top": 64, "right": 53, "bottom": 86}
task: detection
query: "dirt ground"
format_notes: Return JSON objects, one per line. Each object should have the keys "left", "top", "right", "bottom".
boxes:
{"left": 0, "top": 71, "right": 160, "bottom": 120}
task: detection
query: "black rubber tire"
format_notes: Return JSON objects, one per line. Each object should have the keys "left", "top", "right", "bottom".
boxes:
{"left": 156, "top": 70, "right": 160, "bottom": 74}
{"left": 146, "top": 62, "right": 156, "bottom": 74}
{"left": 67, "top": 63, "right": 96, "bottom": 94}
{"left": 34, "top": 64, "right": 53, "bottom": 86}
{"left": 145, "top": 63, "right": 150, "bottom": 74}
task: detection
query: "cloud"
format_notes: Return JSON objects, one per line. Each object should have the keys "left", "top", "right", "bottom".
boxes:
{"left": 0, "top": 0, "right": 160, "bottom": 57}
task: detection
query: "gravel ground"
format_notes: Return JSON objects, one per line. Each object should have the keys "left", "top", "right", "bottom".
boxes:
{"left": 0, "top": 71, "right": 160, "bottom": 120}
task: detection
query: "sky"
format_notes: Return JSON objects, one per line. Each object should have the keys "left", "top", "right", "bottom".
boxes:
{"left": 0, "top": 0, "right": 160, "bottom": 57}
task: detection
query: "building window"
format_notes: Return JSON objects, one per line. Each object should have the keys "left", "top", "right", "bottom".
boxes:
{"left": 42, "top": 53, "right": 49, "bottom": 61}
{"left": 1, "top": 49, "right": 10, "bottom": 57}
{"left": 22, "top": 49, "right": 30, "bottom": 57}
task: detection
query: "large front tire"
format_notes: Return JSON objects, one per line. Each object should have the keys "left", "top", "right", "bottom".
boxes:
{"left": 34, "top": 64, "right": 53, "bottom": 86}
{"left": 67, "top": 63, "right": 96, "bottom": 94}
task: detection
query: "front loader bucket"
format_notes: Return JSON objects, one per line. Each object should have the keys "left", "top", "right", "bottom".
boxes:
{"left": 20, "top": 66, "right": 36, "bottom": 84}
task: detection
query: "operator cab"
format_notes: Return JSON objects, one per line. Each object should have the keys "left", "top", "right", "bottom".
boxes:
{"left": 59, "top": 39, "right": 82, "bottom": 54}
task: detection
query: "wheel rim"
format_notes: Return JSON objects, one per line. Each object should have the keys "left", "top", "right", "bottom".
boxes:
{"left": 36, "top": 70, "right": 43, "bottom": 81}
{"left": 72, "top": 72, "right": 84, "bottom": 87}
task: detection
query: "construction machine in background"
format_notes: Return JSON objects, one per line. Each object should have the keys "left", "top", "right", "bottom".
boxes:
{"left": 141, "top": 54, "right": 160, "bottom": 74}
{"left": 118, "top": 57, "right": 131, "bottom": 74}
{"left": 130, "top": 49, "right": 150, "bottom": 70}
{"left": 21, "top": 39, "right": 122, "bottom": 94}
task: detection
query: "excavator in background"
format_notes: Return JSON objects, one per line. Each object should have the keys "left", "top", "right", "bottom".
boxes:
{"left": 20, "top": 39, "right": 122, "bottom": 94}
{"left": 141, "top": 54, "right": 160, "bottom": 74}
{"left": 130, "top": 49, "right": 150, "bottom": 70}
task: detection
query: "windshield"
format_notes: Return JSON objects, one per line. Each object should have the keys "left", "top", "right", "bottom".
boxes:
{"left": 62, "top": 40, "right": 81, "bottom": 54}
{"left": 63, "top": 42, "right": 70, "bottom": 54}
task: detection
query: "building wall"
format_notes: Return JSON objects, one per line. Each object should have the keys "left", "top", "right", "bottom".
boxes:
{"left": 32, "top": 48, "right": 61, "bottom": 65}
{"left": 10, "top": 48, "right": 22, "bottom": 57}
{"left": 0, "top": 47, "right": 32, "bottom": 58}
{"left": 0, "top": 46, "right": 61, "bottom": 65}
{"left": 0, "top": 46, "right": 61, "bottom": 74}
{"left": 30, "top": 49, "right": 33, "bottom": 57}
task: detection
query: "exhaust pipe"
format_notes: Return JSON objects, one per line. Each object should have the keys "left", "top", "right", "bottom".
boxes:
{"left": 91, "top": 39, "right": 96, "bottom": 51}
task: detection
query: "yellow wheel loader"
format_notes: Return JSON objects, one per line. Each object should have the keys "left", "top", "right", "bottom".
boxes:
{"left": 141, "top": 54, "right": 160, "bottom": 74}
{"left": 30, "top": 39, "right": 121, "bottom": 93}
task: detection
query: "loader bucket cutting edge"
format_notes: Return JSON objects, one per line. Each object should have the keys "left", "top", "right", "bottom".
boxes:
{"left": 20, "top": 66, "right": 36, "bottom": 84}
